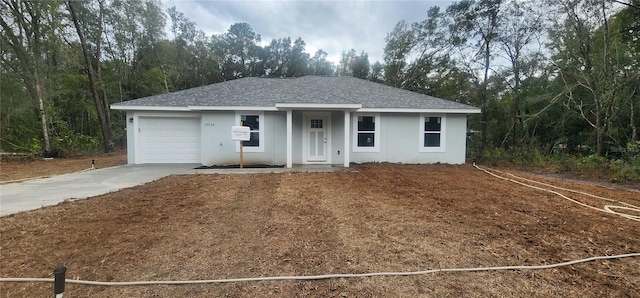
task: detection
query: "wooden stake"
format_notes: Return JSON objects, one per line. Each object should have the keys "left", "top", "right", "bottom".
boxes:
{"left": 239, "top": 121, "right": 244, "bottom": 169}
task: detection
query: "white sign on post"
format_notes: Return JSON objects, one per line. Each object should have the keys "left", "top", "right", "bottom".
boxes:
{"left": 231, "top": 126, "right": 251, "bottom": 141}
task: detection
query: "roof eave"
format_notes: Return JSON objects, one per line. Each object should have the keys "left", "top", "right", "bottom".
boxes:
{"left": 357, "top": 108, "right": 482, "bottom": 114}
{"left": 110, "top": 105, "right": 280, "bottom": 112}
{"left": 188, "top": 106, "right": 279, "bottom": 111}
{"left": 110, "top": 105, "right": 191, "bottom": 111}
{"left": 111, "top": 105, "right": 482, "bottom": 114}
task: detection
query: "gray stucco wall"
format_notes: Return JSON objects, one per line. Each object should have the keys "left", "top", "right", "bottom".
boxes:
{"left": 292, "top": 111, "right": 303, "bottom": 164}
{"left": 126, "top": 111, "right": 135, "bottom": 164}
{"left": 331, "top": 111, "right": 346, "bottom": 165}
{"left": 350, "top": 113, "right": 468, "bottom": 164}
{"left": 200, "top": 111, "right": 287, "bottom": 166}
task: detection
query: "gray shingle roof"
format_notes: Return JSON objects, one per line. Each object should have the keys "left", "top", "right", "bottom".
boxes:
{"left": 111, "top": 76, "right": 479, "bottom": 111}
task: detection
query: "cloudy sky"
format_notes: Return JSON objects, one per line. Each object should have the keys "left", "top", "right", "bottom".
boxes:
{"left": 162, "top": 0, "right": 454, "bottom": 64}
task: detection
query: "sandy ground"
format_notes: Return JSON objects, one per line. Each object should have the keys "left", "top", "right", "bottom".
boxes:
{"left": 0, "top": 163, "right": 639, "bottom": 297}
{"left": 0, "top": 154, "right": 127, "bottom": 183}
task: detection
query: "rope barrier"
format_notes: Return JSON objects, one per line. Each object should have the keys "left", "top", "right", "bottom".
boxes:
{"left": 1, "top": 253, "right": 638, "bottom": 286}
{"left": 473, "top": 163, "right": 640, "bottom": 222}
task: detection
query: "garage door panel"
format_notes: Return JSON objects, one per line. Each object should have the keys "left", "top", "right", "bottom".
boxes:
{"left": 139, "top": 117, "right": 201, "bottom": 163}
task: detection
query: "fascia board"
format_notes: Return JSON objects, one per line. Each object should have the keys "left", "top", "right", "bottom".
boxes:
{"left": 188, "top": 106, "right": 278, "bottom": 111}
{"left": 357, "top": 108, "right": 482, "bottom": 114}
{"left": 110, "top": 105, "right": 190, "bottom": 111}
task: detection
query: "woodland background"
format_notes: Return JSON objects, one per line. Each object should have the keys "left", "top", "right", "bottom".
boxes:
{"left": 1, "top": 0, "right": 639, "bottom": 181}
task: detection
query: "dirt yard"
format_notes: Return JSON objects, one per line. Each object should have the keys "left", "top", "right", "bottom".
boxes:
{"left": 0, "top": 153, "right": 127, "bottom": 182}
{"left": 1, "top": 163, "right": 639, "bottom": 297}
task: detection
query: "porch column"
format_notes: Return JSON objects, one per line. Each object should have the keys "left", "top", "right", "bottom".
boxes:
{"left": 286, "top": 109, "right": 293, "bottom": 168}
{"left": 343, "top": 111, "right": 350, "bottom": 167}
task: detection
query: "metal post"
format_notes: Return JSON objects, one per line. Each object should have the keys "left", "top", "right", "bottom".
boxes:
{"left": 53, "top": 266, "right": 66, "bottom": 298}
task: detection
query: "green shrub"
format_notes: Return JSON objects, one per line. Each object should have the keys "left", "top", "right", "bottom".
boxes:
{"left": 613, "top": 166, "right": 640, "bottom": 182}
{"left": 579, "top": 154, "right": 607, "bottom": 168}
{"left": 54, "top": 133, "right": 101, "bottom": 157}
{"left": 478, "top": 147, "right": 545, "bottom": 168}
{"left": 551, "top": 153, "right": 578, "bottom": 173}
{"left": 476, "top": 147, "right": 639, "bottom": 183}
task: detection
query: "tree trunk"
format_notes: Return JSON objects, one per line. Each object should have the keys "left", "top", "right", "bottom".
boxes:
{"left": 94, "top": 0, "right": 113, "bottom": 151}
{"left": 35, "top": 79, "right": 51, "bottom": 154}
{"left": 481, "top": 37, "right": 491, "bottom": 150}
{"left": 152, "top": 45, "right": 170, "bottom": 93}
{"left": 595, "top": 104, "right": 603, "bottom": 156}
{"left": 631, "top": 95, "right": 637, "bottom": 143}
{"left": 68, "top": 1, "right": 113, "bottom": 152}
{"left": 513, "top": 61, "right": 522, "bottom": 148}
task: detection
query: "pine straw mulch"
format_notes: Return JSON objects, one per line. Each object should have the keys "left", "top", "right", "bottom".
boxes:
{"left": 1, "top": 163, "right": 639, "bottom": 297}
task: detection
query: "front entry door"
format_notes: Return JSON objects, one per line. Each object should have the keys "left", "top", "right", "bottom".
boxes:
{"left": 306, "top": 115, "right": 328, "bottom": 162}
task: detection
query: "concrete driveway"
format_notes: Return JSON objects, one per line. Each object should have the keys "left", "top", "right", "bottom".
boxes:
{"left": 0, "top": 164, "right": 199, "bottom": 217}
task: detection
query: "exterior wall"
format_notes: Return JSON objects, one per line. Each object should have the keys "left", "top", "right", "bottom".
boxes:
{"left": 292, "top": 111, "right": 303, "bottom": 164}
{"left": 200, "top": 111, "right": 234, "bottom": 165}
{"left": 270, "top": 112, "right": 288, "bottom": 165}
{"left": 330, "top": 111, "right": 346, "bottom": 165}
{"left": 439, "top": 113, "right": 468, "bottom": 164}
{"left": 125, "top": 109, "right": 469, "bottom": 166}
{"left": 350, "top": 113, "right": 468, "bottom": 165}
{"left": 126, "top": 111, "right": 135, "bottom": 164}
{"left": 200, "top": 111, "right": 287, "bottom": 166}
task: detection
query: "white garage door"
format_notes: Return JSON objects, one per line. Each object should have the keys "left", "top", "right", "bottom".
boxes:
{"left": 138, "top": 117, "right": 201, "bottom": 163}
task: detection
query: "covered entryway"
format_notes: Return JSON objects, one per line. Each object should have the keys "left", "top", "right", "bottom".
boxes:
{"left": 276, "top": 103, "right": 362, "bottom": 168}
{"left": 138, "top": 117, "right": 200, "bottom": 163}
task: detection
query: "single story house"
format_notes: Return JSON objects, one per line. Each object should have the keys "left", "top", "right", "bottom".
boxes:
{"left": 111, "top": 76, "right": 481, "bottom": 167}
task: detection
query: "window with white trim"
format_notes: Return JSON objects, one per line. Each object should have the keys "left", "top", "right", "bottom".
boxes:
{"left": 420, "top": 115, "right": 445, "bottom": 152}
{"left": 235, "top": 112, "right": 264, "bottom": 152}
{"left": 352, "top": 113, "right": 380, "bottom": 152}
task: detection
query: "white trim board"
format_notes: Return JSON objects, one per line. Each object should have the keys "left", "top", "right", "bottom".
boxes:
{"left": 358, "top": 108, "right": 481, "bottom": 114}
{"left": 112, "top": 105, "right": 191, "bottom": 111}
{"left": 189, "top": 106, "right": 278, "bottom": 111}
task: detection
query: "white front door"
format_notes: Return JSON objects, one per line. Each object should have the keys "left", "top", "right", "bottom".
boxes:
{"left": 304, "top": 114, "right": 329, "bottom": 163}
